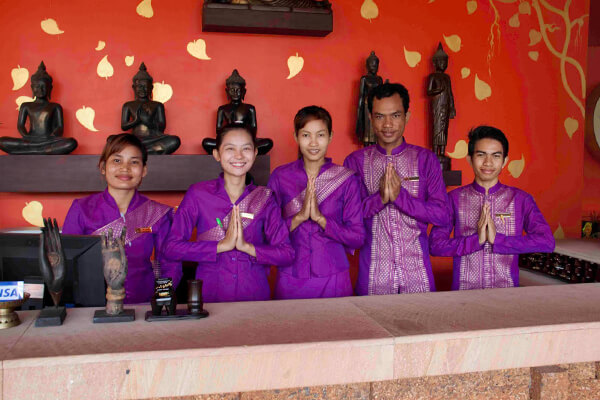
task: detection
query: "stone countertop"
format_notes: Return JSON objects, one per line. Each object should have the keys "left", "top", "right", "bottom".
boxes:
{"left": 554, "top": 239, "right": 600, "bottom": 263}
{"left": 1, "top": 283, "right": 599, "bottom": 399}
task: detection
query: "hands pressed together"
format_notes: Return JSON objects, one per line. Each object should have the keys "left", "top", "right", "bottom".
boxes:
{"left": 291, "top": 176, "right": 327, "bottom": 231}
{"left": 477, "top": 203, "right": 497, "bottom": 245}
{"left": 379, "top": 163, "right": 402, "bottom": 204}
{"left": 217, "top": 205, "right": 256, "bottom": 257}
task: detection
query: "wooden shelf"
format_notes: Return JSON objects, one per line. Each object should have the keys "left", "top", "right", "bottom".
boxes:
{"left": 0, "top": 155, "right": 270, "bottom": 192}
{"left": 202, "top": 1, "right": 333, "bottom": 37}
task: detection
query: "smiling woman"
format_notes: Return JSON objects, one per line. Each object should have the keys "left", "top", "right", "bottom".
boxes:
{"left": 62, "top": 133, "right": 182, "bottom": 304}
{"left": 164, "top": 123, "right": 294, "bottom": 303}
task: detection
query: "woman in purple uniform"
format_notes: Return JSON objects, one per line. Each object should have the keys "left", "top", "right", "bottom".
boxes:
{"left": 164, "top": 124, "right": 294, "bottom": 302}
{"left": 63, "top": 134, "right": 181, "bottom": 304}
{"left": 268, "top": 106, "right": 365, "bottom": 299}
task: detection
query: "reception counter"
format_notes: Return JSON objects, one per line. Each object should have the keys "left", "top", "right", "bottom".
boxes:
{"left": 2, "top": 283, "right": 600, "bottom": 399}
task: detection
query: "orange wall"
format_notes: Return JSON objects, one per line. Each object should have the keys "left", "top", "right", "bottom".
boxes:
{"left": 584, "top": 0, "right": 600, "bottom": 218}
{"left": 0, "top": 0, "right": 590, "bottom": 238}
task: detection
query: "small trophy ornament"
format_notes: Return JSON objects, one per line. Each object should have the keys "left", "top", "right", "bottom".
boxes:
{"left": 145, "top": 279, "right": 208, "bottom": 321}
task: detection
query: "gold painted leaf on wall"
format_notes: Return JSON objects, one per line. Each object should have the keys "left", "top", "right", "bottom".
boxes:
{"left": 136, "top": 0, "right": 154, "bottom": 18}
{"left": 509, "top": 13, "right": 520, "bottom": 28}
{"left": 508, "top": 154, "right": 525, "bottom": 178}
{"left": 76, "top": 106, "right": 99, "bottom": 132}
{"left": 443, "top": 34, "right": 462, "bottom": 52}
{"left": 15, "top": 96, "right": 35, "bottom": 111}
{"left": 474, "top": 74, "right": 492, "bottom": 100}
{"left": 403, "top": 47, "right": 421, "bottom": 68}
{"left": 553, "top": 224, "right": 565, "bottom": 240}
{"left": 97, "top": 55, "right": 114, "bottom": 79}
{"left": 22, "top": 201, "right": 44, "bottom": 227}
{"left": 466, "top": 0, "right": 477, "bottom": 14}
{"left": 360, "top": 0, "right": 379, "bottom": 21}
{"left": 187, "top": 39, "right": 211, "bottom": 60}
{"left": 287, "top": 53, "right": 304, "bottom": 79}
{"left": 448, "top": 140, "right": 468, "bottom": 159}
{"left": 564, "top": 117, "right": 578, "bottom": 139}
{"left": 529, "top": 30, "right": 542, "bottom": 46}
{"left": 528, "top": 51, "right": 539, "bottom": 61}
{"left": 11, "top": 65, "right": 29, "bottom": 91}
{"left": 461, "top": 67, "right": 471, "bottom": 78}
{"left": 95, "top": 41, "right": 106, "bottom": 51}
{"left": 519, "top": 1, "right": 531, "bottom": 15}
{"left": 153, "top": 81, "right": 173, "bottom": 103}
{"left": 41, "top": 18, "right": 64, "bottom": 35}
{"left": 125, "top": 56, "right": 135, "bottom": 66}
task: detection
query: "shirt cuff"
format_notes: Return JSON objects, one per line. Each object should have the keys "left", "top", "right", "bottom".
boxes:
{"left": 492, "top": 233, "right": 507, "bottom": 252}
{"left": 466, "top": 234, "right": 485, "bottom": 254}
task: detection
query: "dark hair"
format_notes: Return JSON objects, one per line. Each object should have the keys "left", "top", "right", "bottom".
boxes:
{"left": 293, "top": 105, "right": 332, "bottom": 135}
{"left": 467, "top": 125, "right": 509, "bottom": 159}
{"left": 99, "top": 134, "right": 148, "bottom": 167}
{"left": 216, "top": 122, "right": 257, "bottom": 150}
{"left": 368, "top": 82, "right": 410, "bottom": 113}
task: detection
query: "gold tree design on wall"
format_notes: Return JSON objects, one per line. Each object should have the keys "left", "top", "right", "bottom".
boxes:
{"left": 487, "top": 0, "right": 588, "bottom": 119}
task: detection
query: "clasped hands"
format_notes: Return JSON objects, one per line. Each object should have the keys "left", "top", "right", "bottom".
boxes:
{"left": 477, "top": 203, "right": 497, "bottom": 245}
{"left": 292, "top": 176, "right": 326, "bottom": 231}
{"left": 217, "top": 205, "right": 256, "bottom": 257}
{"left": 379, "top": 163, "right": 402, "bottom": 204}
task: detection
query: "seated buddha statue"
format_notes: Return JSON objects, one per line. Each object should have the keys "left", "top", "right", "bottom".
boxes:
{"left": 202, "top": 69, "right": 273, "bottom": 155}
{"left": 0, "top": 62, "right": 77, "bottom": 155}
{"left": 121, "top": 63, "right": 181, "bottom": 155}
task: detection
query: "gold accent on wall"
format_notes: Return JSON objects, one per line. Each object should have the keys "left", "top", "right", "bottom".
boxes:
{"left": 286, "top": 53, "right": 304, "bottom": 79}
{"left": 487, "top": 0, "right": 588, "bottom": 118}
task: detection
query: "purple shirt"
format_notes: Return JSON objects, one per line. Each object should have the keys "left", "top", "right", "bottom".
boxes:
{"left": 164, "top": 176, "right": 294, "bottom": 303}
{"left": 429, "top": 181, "right": 555, "bottom": 290}
{"left": 62, "top": 189, "right": 181, "bottom": 304}
{"left": 267, "top": 159, "right": 365, "bottom": 296}
{"left": 344, "top": 141, "right": 451, "bottom": 295}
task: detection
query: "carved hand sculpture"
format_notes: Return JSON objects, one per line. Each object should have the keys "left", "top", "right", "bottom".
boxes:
{"left": 39, "top": 218, "right": 66, "bottom": 307}
{"left": 101, "top": 227, "right": 128, "bottom": 315}
{"left": 102, "top": 228, "right": 127, "bottom": 290}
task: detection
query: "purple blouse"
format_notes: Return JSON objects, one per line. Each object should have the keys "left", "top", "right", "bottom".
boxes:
{"left": 344, "top": 141, "right": 451, "bottom": 295}
{"left": 268, "top": 159, "right": 365, "bottom": 282}
{"left": 164, "top": 176, "right": 294, "bottom": 303}
{"left": 429, "top": 181, "right": 555, "bottom": 290}
{"left": 62, "top": 189, "right": 181, "bottom": 304}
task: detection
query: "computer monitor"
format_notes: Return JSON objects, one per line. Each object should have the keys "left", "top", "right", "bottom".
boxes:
{"left": 0, "top": 232, "right": 105, "bottom": 308}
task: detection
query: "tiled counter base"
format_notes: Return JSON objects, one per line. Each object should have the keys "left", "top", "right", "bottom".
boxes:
{"left": 148, "top": 362, "right": 600, "bottom": 400}
{"left": 2, "top": 284, "right": 600, "bottom": 400}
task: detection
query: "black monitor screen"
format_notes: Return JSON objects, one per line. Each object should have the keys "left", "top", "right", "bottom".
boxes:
{"left": 0, "top": 232, "right": 105, "bottom": 308}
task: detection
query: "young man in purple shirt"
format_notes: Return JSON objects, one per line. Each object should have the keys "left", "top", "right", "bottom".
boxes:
{"left": 429, "top": 125, "right": 555, "bottom": 290}
{"left": 344, "top": 83, "right": 451, "bottom": 295}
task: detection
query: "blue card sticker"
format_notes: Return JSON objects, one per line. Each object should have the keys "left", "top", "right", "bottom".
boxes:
{"left": 0, "top": 281, "right": 24, "bottom": 301}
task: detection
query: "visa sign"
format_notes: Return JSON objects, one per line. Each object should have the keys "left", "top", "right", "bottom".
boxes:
{"left": 0, "top": 281, "right": 24, "bottom": 301}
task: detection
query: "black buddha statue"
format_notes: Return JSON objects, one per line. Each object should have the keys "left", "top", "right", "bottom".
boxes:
{"left": 0, "top": 62, "right": 77, "bottom": 155}
{"left": 202, "top": 69, "right": 273, "bottom": 155}
{"left": 426, "top": 43, "right": 456, "bottom": 171}
{"left": 121, "top": 63, "right": 181, "bottom": 155}
{"left": 356, "top": 51, "right": 383, "bottom": 147}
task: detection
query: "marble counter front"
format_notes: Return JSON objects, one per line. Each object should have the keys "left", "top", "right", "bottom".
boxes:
{"left": 1, "top": 284, "right": 599, "bottom": 400}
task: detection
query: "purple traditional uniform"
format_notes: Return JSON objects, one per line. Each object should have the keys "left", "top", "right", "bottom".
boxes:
{"left": 344, "top": 141, "right": 450, "bottom": 295}
{"left": 164, "top": 175, "right": 294, "bottom": 303}
{"left": 429, "top": 181, "right": 555, "bottom": 290}
{"left": 62, "top": 189, "right": 181, "bottom": 304}
{"left": 268, "top": 159, "right": 365, "bottom": 299}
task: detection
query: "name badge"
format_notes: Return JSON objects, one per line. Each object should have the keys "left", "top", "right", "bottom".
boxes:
{"left": 403, "top": 176, "right": 419, "bottom": 181}
{"left": 240, "top": 212, "right": 254, "bottom": 220}
{"left": 135, "top": 227, "right": 152, "bottom": 233}
{"left": 495, "top": 213, "right": 511, "bottom": 223}
{"left": 0, "top": 281, "right": 24, "bottom": 302}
